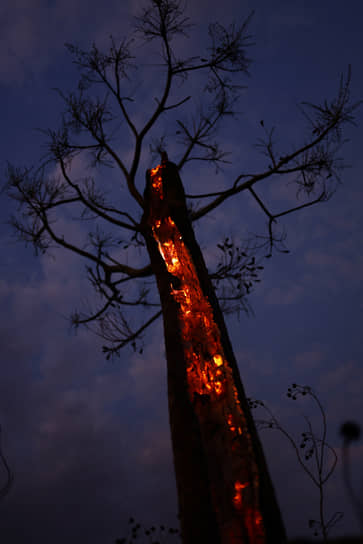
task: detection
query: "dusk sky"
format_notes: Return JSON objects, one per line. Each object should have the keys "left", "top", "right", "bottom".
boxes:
{"left": 1, "top": 1, "right": 363, "bottom": 542}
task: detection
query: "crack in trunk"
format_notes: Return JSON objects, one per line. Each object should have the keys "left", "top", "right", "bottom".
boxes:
{"left": 141, "top": 160, "right": 286, "bottom": 544}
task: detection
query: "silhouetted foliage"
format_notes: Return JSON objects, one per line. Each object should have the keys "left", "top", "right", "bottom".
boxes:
{"left": 3, "top": 0, "right": 360, "bottom": 357}
{"left": 248, "top": 384, "right": 342, "bottom": 542}
{"left": 116, "top": 516, "right": 181, "bottom": 544}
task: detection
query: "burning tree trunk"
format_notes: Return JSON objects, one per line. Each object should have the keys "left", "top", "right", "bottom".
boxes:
{"left": 141, "top": 157, "right": 287, "bottom": 544}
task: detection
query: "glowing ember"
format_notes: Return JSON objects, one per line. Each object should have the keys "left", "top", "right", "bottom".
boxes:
{"left": 213, "top": 354, "right": 223, "bottom": 367}
{"left": 150, "top": 168, "right": 163, "bottom": 198}
{"left": 148, "top": 162, "right": 265, "bottom": 543}
{"left": 227, "top": 414, "right": 236, "bottom": 432}
{"left": 233, "top": 481, "right": 249, "bottom": 509}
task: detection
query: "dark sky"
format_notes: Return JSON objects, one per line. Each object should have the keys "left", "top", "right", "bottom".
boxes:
{"left": 1, "top": 0, "right": 363, "bottom": 542}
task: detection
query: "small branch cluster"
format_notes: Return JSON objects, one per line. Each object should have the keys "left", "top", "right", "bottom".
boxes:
{"left": 65, "top": 37, "right": 135, "bottom": 91}
{"left": 115, "top": 515, "right": 180, "bottom": 544}
{"left": 134, "top": 0, "right": 191, "bottom": 43}
{"left": 69, "top": 229, "right": 159, "bottom": 358}
{"left": 176, "top": 112, "right": 232, "bottom": 173}
{"left": 209, "top": 236, "right": 263, "bottom": 316}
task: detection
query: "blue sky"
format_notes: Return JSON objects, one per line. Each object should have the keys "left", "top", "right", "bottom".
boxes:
{"left": 0, "top": 0, "right": 363, "bottom": 542}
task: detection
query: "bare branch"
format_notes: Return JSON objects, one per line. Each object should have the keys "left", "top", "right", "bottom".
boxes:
{"left": 71, "top": 297, "right": 115, "bottom": 327}
{"left": 246, "top": 185, "right": 327, "bottom": 257}
{"left": 72, "top": 276, "right": 158, "bottom": 329}
{"left": 209, "top": 236, "right": 263, "bottom": 317}
{"left": 248, "top": 186, "right": 273, "bottom": 220}
{"left": 176, "top": 110, "right": 231, "bottom": 171}
{"left": 65, "top": 37, "right": 138, "bottom": 136}
{"left": 134, "top": 0, "right": 192, "bottom": 43}
{"left": 4, "top": 164, "right": 145, "bottom": 274}
{"left": 55, "top": 88, "right": 144, "bottom": 204}
{"left": 131, "top": 7, "right": 175, "bottom": 178}
{"left": 171, "top": 14, "right": 254, "bottom": 76}
{"left": 273, "top": 191, "right": 327, "bottom": 220}
{"left": 12, "top": 206, "right": 145, "bottom": 285}
{"left": 58, "top": 157, "right": 138, "bottom": 231}
{"left": 163, "top": 95, "right": 191, "bottom": 111}
{"left": 100, "top": 308, "right": 163, "bottom": 359}
{"left": 68, "top": 231, "right": 155, "bottom": 336}
{"left": 190, "top": 66, "right": 359, "bottom": 222}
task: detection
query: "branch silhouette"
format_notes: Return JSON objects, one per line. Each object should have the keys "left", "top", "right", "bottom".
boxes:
{"left": 248, "top": 384, "right": 342, "bottom": 542}
{"left": 3, "top": 1, "right": 360, "bottom": 355}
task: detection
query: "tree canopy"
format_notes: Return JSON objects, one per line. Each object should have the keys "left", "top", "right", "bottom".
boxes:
{"left": 4, "top": 0, "right": 361, "bottom": 358}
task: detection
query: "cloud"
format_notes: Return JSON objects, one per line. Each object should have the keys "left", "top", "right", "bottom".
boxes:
{"left": 304, "top": 249, "right": 363, "bottom": 290}
{"left": 0, "top": 0, "right": 132, "bottom": 85}
{"left": 320, "top": 360, "right": 363, "bottom": 400}
{"left": 265, "top": 283, "right": 304, "bottom": 305}
{"left": 294, "top": 349, "right": 325, "bottom": 371}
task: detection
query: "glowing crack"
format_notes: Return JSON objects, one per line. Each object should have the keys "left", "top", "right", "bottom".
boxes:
{"left": 149, "top": 163, "right": 265, "bottom": 543}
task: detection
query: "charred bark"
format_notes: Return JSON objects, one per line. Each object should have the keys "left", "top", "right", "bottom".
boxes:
{"left": 141, "top": 159, "right": 286, "bottom": 544}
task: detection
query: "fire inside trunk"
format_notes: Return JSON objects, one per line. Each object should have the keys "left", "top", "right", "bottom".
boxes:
{"left": 141, "top": 159, "right": 286, "bottom": 544}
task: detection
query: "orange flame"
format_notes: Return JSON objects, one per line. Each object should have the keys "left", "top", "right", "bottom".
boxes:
{"left": 149, "top": 164, "right": 265, "bottom": 542}
{"left": 233, "top": 480, "right": 249, "bottom": 509}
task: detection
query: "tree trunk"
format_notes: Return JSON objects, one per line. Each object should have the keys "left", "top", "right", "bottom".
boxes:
{"left": 141, "top": 160, "right": 287, "bottom": 544}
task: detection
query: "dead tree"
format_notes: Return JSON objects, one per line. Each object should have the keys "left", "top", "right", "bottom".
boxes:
{"left": 3, "top": 0, "right": 361, "bottom": 541}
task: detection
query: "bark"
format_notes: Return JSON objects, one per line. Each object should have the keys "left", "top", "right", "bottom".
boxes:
{"left": 141, "top": 160, "right": 287, "bottom": 544}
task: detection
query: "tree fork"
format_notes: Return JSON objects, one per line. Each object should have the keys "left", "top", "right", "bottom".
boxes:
{"left": 141, "top": 158, "right": 286, "bottom": 543}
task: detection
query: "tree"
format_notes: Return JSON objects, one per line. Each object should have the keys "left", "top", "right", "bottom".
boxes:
{"left": 3, "top": 1, "right": 360, "bottom": 542}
